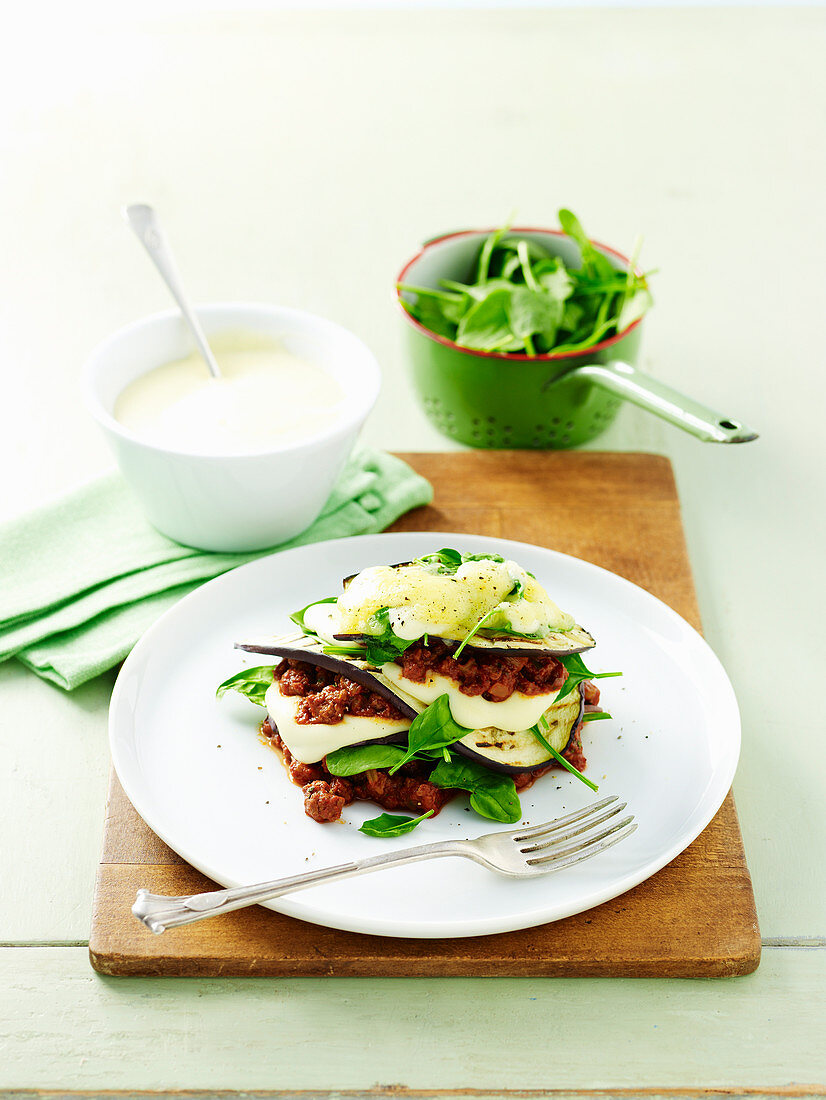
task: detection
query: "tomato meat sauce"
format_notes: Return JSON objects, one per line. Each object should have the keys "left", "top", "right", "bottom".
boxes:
{"left": 396, "top": 638, "right": 567, "bottom": 701}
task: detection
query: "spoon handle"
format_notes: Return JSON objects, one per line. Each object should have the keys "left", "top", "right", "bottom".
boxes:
{"left": 124, "top": 204, "right": 221, "bottom": 379}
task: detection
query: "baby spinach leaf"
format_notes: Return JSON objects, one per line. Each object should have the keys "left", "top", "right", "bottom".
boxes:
{"left": 400, "top": 209, "right": 652, "bottom": 357}
{"left": 559, "top": 299, "right": 585, "bottom": 334}
{"left": 558, "top": 208, "right": 616, "bottom": 280}
{"left": 499, "top": 235, "right": 553, "bottom": 265}
{"left": 389, "top": 694, "right": 472, "bottom": 773}
{"left": 400, "top": 295, "right": 458, "bottom": 339}
{"left": 551, "top": 317, "right": 618, "bottom": 355}
{"left": 322, "top": 608, "right": 415, "bottom": 667}
{"left": 357, "top": 607, "right": 416, "bottom": 665}
{"left": 216, "top": 665, "right": 275, "bottom": 707}
{"left": 325, "top": 743, "right": 409, "bottom": 776}
{"left": 469, "top": 784, "right": 521, "bottom": 823}
{"left": 429, "top": 757, "right": 521, "bottom": 823}
{"left": 440, "top": 276, "right": 514, "bottom": 302}
{"left": 455, "top": 288, "right": 523, "bottom": 352}
{"left": 475, "top": 224, "right": 510, "bottom": 283}
{"left": 530, "top": 717, "right": 598, "bottom": 792}
{"left": 555, "top": 653, "right": 622, "bottom": 703}
{"left": 478, "top": 624, "right": 545, "bottom": 640}
{"left": 617, "top": 285, "right": 654, "bottom": 333}
{"left": 415, "top": 547, "right": 464, "bottom": 572}
{"left": 359, "top": 810, "right": 434, "bottom": 838}
{"left": 453, "top": 605, "right": 500, "bottom": 659}
{"left": 536, "top": 260, "right": 574, "bottom": 303}
{"left": 506, "top": 286, "right": 563, "bottom": 352}
{"left": 416, "top": 745, "right": 455, "bottom": 761}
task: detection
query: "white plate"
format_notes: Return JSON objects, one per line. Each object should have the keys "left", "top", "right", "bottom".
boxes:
{"left": 110, "top": 532, "right": 741, "bottom": 939}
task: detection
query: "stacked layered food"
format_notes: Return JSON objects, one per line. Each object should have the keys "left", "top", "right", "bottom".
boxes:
{"left": 219, "top": 550, "right": 615, "bottom": 836}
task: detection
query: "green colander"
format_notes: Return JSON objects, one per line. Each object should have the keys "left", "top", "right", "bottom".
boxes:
{"left": 397, "top": 228, "right": 757, "bottom": 449}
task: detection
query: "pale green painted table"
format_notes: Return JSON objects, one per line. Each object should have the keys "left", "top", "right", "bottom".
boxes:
{"left": 0, "top": 5, "right": 824, "bottom": 1093}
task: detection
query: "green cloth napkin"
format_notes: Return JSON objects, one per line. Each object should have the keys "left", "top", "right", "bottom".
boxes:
{"left": 0, "top": 448, "right": 432, "bottom": 690}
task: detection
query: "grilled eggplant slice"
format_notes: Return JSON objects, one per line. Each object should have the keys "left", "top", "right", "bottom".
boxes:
{"left": 331, "top": 625, "right": 594, "bottom": 657}
{"left": 457, "top": 625, "right": 594, "bottom": 656}
{"left": 236, "top": 633, "right": 421, "bottom": 721}
{"left": 452, "top": 685, "right": 585, "bottom": 775}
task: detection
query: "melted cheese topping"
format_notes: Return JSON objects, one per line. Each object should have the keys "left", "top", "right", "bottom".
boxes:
{"left": 334, "top": 558, "right": 574, "bottom": 642}
{"left": 264, "top": 682, "right": 410, "bottom": 764}
{"left": 381, "top": 663, "right": 558, "bottom": 733}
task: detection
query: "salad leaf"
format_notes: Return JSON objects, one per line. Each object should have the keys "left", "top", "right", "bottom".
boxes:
{"left": 216, "top": 665, "right": 274, "bottom": 707}
{"left": 557, "top": 208, "right": 617, "bottom": 281}
{"left": 399, "top": 208, "right": 652, "bottom": 356}
{"left": 452, "top": 605, "right": 500, "bottom": 659}
{"left": 359, "top": 810, "right": 434, "bottom": 838}
{"left": 536, "top": 259, "right": 574, "bottom": 303}
{"left": 555, "top": 652, "right": 622, "bottom": 703}
{"left": 322, "top": 606, "right": 416, "bottom": 667}
{"left": 617, "top": 285, "right": 654, "bottom": 333}
{"left": 398, "top": 284, "right": 468, "bottom": 324}
{"left": 415, "top": 547, "right": 464, "bottom": 572}
{"left": 506, "top": 286, "right": 563, "bottom": 354}
{"left": 389, "top": 694, "right": 472, "bottom": 773}
{"left": 476, "top": 223, "right": 510, "bottom": 283}
{"left": 456, "top": 288, "right": 524, "bottom": 352}
{"left": 325, "top": 743, "right": 409, "bottom": 776}
{"left": 429, "top": 757, "right": 521, "bottom": 823}
{"left": 412, "top": 549, "right": 505, "bottom": 576}
{"left": 530, "top": 716, "right": 599, "bottom": 792}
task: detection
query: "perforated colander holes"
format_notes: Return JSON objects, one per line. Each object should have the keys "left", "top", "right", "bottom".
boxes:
{"left": 526, "top": 419, "right": 565, "bottom": 448}
{"left": 585, "top": 399, "right": 622, "bottom": 437}
{"left": 422, "top": 394, "right": 460, "bottom": 438}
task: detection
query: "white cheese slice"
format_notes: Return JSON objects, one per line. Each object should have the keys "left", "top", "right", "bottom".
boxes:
{"left": 458, "top": 692, "right": 581, "bottom": 768}
{"left": 301, "top": 602, "right": 342, "bottom": 644}
{"left": 380, "top": 663, "right": 558, "bottom": 733}
{"left": 264, "top": 682, "right": 410, "bottom": 764}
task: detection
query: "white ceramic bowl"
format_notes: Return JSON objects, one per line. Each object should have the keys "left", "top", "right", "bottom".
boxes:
{"left": 83, "top": 303, "right": 381, "bottom": 552}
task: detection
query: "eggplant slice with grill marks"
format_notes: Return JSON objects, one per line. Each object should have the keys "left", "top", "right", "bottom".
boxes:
{"left": 329, "top": 626, "right": 595, "bottom": 658}
{"left": 452, "top": 684, "right": 584, "bottom": 775}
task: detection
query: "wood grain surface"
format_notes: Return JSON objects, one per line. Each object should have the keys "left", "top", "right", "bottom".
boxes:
{"left": 88, "top": 452, "right": 760, "bottom": 979}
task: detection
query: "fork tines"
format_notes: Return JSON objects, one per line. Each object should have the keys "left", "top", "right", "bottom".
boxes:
{"left": 514, "top": 796, "right": 637, "bottom": 871}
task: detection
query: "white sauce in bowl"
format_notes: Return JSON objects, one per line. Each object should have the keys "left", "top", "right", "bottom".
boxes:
{"left": 114, "top": 332, "right": 345, "bottom": 454}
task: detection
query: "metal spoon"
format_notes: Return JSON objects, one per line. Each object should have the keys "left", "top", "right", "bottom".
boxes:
{"left": 123, "top": 203, "right": 221, "bottom": 379}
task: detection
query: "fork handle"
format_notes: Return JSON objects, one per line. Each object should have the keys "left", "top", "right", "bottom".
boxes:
{"left": 132, "top": 839, "right": 467, "bottom": 934}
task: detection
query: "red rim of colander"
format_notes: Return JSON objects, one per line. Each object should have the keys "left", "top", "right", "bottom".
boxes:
{"left": 395, "top": 226, "right": 643, "bottom": 362}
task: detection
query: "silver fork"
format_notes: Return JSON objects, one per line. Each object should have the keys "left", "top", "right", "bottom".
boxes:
{"left": 132, "top": 795, "right": 635, "bottom": 934}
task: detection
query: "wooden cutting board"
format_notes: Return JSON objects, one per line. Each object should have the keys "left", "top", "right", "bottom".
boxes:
{"left": 89, "top": 452, "right": 760, "bottom": 978}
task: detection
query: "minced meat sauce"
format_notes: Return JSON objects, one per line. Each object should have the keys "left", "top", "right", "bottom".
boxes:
{"left": 275, "top": 658, "right": 407, "bottom": 724}
{"left": 397, "top": 638, "right": 567, "bottom": 701}
{"left": 264, "top": 656, "right": 596, "bottom": 824}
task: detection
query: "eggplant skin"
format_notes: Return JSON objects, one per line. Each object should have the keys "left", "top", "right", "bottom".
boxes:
{"left": 331, "top": 626, "right": 595, "bottom": 658}
{"left": 235, "top": 641, "right": 419, "bottom": 721}
{"left": 452, "top": 685, "right": 585, "bottom": 775}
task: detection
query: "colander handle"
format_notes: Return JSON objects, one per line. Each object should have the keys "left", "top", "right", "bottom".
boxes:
{"left": 574, "top": 361, "right": 758, "bottom": 444}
